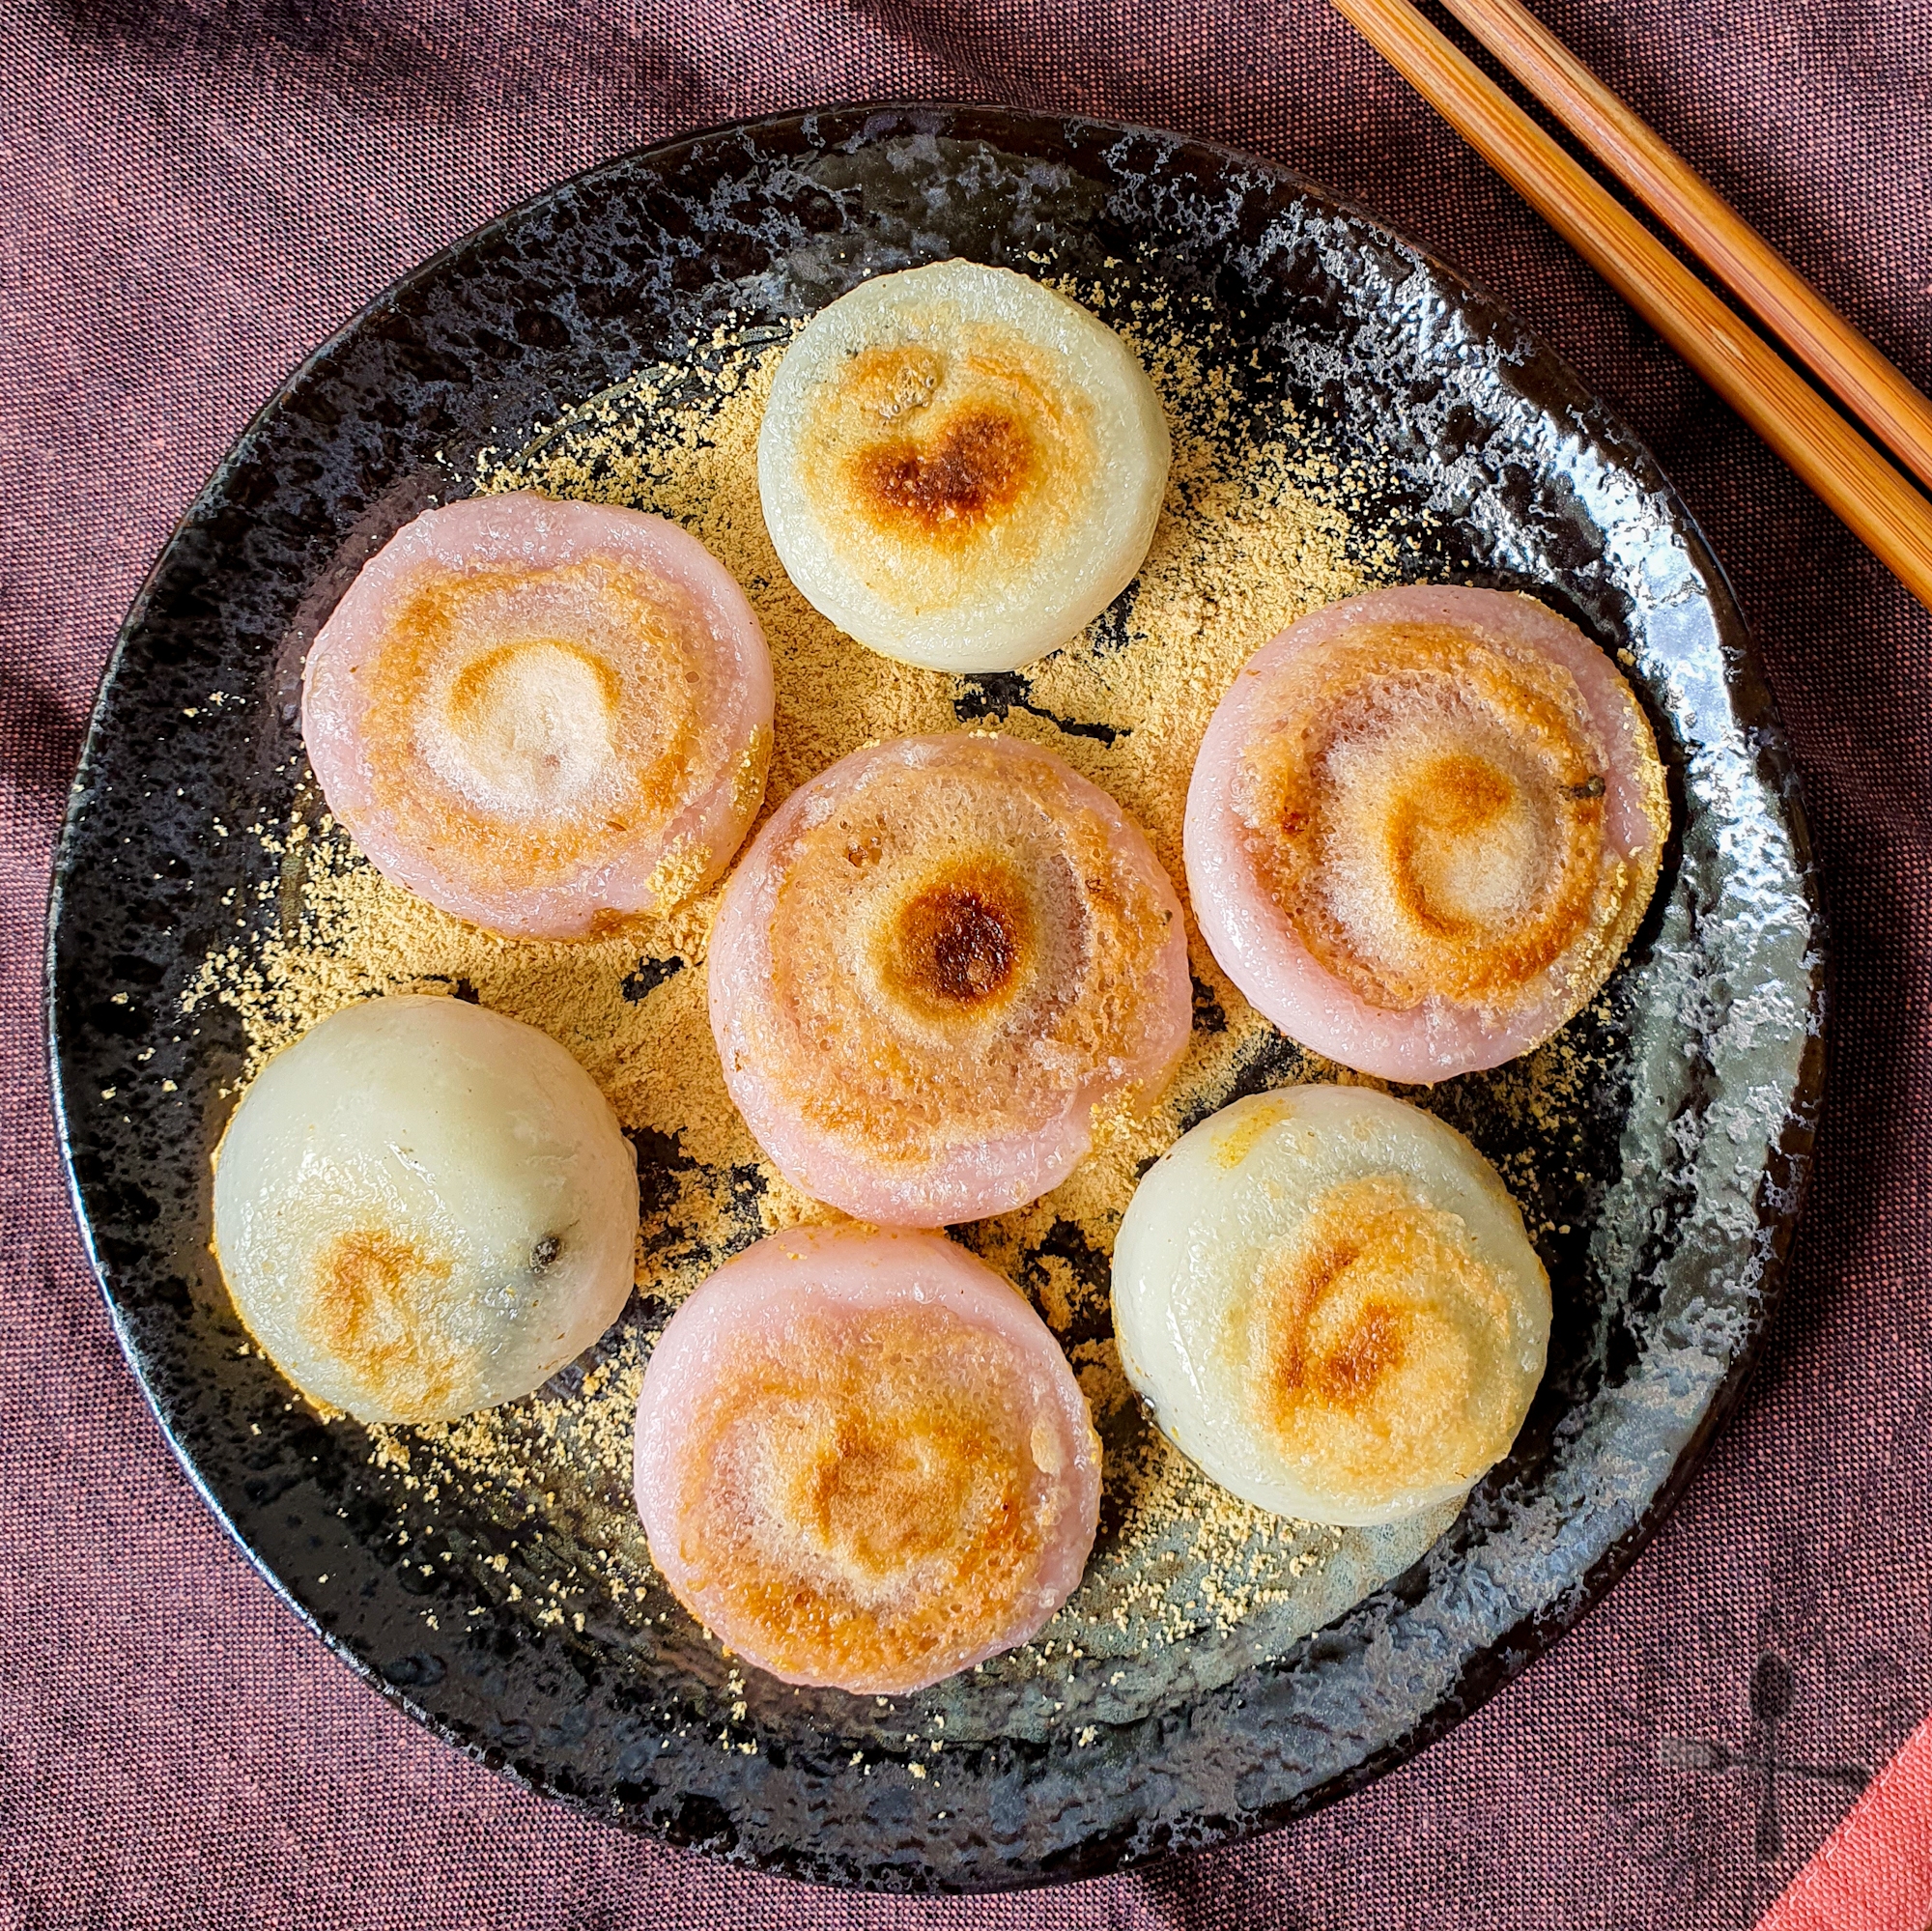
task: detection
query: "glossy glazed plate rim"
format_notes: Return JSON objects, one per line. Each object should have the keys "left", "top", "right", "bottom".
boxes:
{"left": 46, "top": 100, "right": 1828, "bottom": 1889}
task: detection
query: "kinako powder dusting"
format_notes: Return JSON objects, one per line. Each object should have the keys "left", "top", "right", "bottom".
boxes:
{"left": 189, "top": 293, "right": 1580, "bottom": 1690}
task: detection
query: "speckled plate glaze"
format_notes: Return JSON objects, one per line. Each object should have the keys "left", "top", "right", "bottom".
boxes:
{"left": 47, "top": 105, "right": 1825, "bottom": 1891}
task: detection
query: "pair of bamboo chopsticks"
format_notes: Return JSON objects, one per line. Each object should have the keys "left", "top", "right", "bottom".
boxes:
{"left": 1328, "top": 0, "right": 1932, "bottom": 615}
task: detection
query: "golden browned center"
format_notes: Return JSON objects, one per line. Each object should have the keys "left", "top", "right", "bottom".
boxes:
{"left": 800, "top": 328, "right": 1098, "bottom": 594}
{"left": 301, "top": 1228, "right": 462, "bottom": 1421}
{"left": 1243, "top": 1174, "right": 1518, "bottom": 1502}
{"left": 1240, "top": 623, "right": 1624, "bottom": 1013}
{"left": 356, "top": 558, "right": 709, "bottom": 890}
{"left": 1385, "top": 751, "right": 1534, "bottom": 943}
{"left": 674, "top": 1306, "right": 1058, "bottom": 1687}
{"left": 883, "top": 859, "right": 1033, "bottom": 1015}
{"left": 849, "top": 404, "right": 1041, "bottom": 543}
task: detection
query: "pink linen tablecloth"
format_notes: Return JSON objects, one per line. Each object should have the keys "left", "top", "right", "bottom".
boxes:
{"left": 1759, "top": 1715, "right": 1932, "bottom": 1931}
{"left": 3, "top": 1, "right": 1928, "bottom": 1924}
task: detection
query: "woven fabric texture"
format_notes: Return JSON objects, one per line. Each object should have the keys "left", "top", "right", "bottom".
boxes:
{"left": 1760, "top": 1715, "right": 1932, "bottom": 1931}
{"left": 3, "top": 1, "right": 1928, "bottom": 1924}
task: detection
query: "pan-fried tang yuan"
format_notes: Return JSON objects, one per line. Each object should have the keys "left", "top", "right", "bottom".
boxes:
{"left": 302, "top": 493, "right": 772, "bottom": 939}
{"left": 756, "top": 260, "right": 1171, "bottom": 672}
{"left": 1113, "top": 1087, "right": 1549, "bottom": 1526}
{"left": 212, "top": 995, "right": 639, "bottom": 1424}
{"left": 1184, "top": 584, "right": 1667, "bottom": 1080}
{"left": 708, "top": 733, "right": 1192, "bottom": 1225}
{"left": 634, "top": 1226, "right": 1101, "bottom": 1694}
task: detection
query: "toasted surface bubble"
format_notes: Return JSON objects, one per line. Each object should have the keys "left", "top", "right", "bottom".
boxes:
{"left": 634, "top": 1226, "right": 1102, "bottom": 1693}
{"left": 211, "top": 994, "right": 640, "bottom": 1423}
{"left": 757, "top": 261, "right": 1171, "bottom": 672}
{"left": 1112, "top": 1087, "right": 1550, "bottom": 1525}
{"left": 302, "top": 493, "right": 772, "bottom": 938}
{"left": 709, "top": 733, "right": 1193, "bottom": 1223}
{"left": 1185, "top": 584, "right": 1668, "bottom": 1079}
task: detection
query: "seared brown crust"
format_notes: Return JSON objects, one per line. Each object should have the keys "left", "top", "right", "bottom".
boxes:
{"left": 883, "top": 861, "right": 1031, "bottom": 1014}
{"left": 795, "top": 328, "right": 1097, "bottom": 607}
{"left": 301, "top": 1228, "right": 462, "bottom": 1423}
{"left": 849, "top": 396, "right": 1040, "bottom": 540}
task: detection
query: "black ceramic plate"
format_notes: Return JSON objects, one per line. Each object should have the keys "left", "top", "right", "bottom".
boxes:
{"left": 48, "top": 105, "right": 1825, "bottom": 1891}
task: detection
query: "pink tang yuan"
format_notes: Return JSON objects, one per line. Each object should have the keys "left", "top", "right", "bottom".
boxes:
{"left": 708, "top": 732, "right": 1192, "bottom": 1225}
{"left": 302, "top": 491, "right": 772, "bottom": 939}
{"left": 1184, "top": 583, "right": 1668, "bottom": 1082}
{"left": 633, "top": 1225, "right": 1101, "bottom": 1695}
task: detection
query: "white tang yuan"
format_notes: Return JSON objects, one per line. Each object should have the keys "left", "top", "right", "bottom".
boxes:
{"left": 302, "top": 492, "right": 773, "bottom": 939}
{"left": 708, "top": 733, "right": 1193, "bottom": 1226}
{"left": 634, "top": 1226, "right": 1101, "bottom": 1694}
{"left": 1185, "top": 584, "right": 1668, "bottom": 1081}
{"left": 756, "top": 260, "right": 1171, "bottom": 672}
{"left": 213, "top": 995, "right": 639, "bottom": 1424}
{"left": 1113, "top": 1087, "right": 1549, "bottom": 1526}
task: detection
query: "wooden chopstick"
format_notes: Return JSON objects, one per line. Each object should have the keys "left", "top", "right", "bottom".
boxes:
{"left": 1328, "top": 0, "right": 1932, "bottom": 615}
{"left": 1440, "top": 0, "right": 1932, "bottom": 499}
